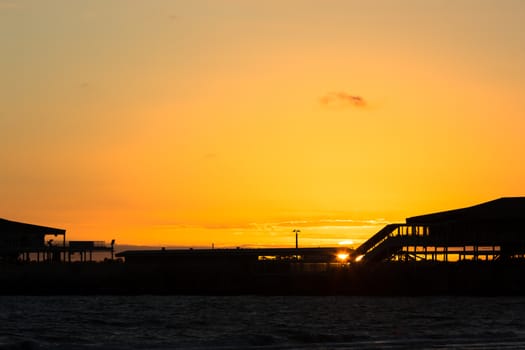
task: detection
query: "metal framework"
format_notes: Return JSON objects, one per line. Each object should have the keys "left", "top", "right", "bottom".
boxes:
{"left": 353, "top": 198, "right": 525, "bottom": 264}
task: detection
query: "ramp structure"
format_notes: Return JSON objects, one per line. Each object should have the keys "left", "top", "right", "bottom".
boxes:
{"left": 353, "top": 197, "right": 525, "bottom": 263}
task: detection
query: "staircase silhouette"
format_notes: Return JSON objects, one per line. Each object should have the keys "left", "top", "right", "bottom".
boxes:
{"left": 352, "top": 224, "right": 408, "bottom": 263}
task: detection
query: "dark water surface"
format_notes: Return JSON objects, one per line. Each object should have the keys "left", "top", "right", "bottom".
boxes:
{"left": 1, "top": 296, "right": 525, "bottom": 349}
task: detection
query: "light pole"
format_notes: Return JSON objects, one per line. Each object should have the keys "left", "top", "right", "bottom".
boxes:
{"left": 293, "top": 229, "right": 301, "bottom": 249}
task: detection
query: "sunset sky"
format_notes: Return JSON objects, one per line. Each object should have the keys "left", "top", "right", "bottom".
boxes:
{"left": 1, "top": 0, "right": 524, "bottom": 248}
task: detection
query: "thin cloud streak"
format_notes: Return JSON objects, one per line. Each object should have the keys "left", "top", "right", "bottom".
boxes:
{"left": 273, "top": 219, "right": 388, "bottom": 228}
{"left": 320, "top": 92, "right": 367, "bottom": 109}
{"left": 151, "top": 218, "right": 388, "bottom": 231}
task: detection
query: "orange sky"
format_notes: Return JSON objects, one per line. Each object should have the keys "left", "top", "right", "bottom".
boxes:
{"left": 1, "top": 0, "right": 525, "bottom": 248}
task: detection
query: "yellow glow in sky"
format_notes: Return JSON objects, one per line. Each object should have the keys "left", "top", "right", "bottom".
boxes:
{"left": 1, "top": 1, "right": 525, "bottom": 247}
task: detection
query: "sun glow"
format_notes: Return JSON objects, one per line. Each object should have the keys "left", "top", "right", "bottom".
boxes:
{"left": 337, "top": 253, "right": 350, "bottom": 262}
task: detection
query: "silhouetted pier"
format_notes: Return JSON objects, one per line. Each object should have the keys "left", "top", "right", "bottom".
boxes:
{"left": 4, "top": 198, "right": 525, "bottom": 295}
{"left": 0, "top": 218, "right": 114, "bottom": 263}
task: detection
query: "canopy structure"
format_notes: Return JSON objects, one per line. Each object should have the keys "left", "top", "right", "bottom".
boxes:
{"left": 406, "top": 197, "right": 525, "bottom": 224}
{"left": 0, "top": 218, "right": 66, "bottom": 253}
{"left": 0, "top": 218, "right": 66, "bottom": 235}
{"left": 0, "top": 218, "right": 114, "bottom": 262}
{"left": 354, "top": 197, "right": 525, "bottom": 263}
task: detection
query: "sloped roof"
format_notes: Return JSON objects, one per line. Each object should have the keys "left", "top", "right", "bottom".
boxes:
{"left": 406, "top": 197, "right": 525, "bottom": 224}
{"left": 0, "top": 218, "right": 66, "bottom": 236}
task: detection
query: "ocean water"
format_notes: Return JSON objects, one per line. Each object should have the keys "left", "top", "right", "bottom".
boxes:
{"left": 1, "top": 296, "right": 525, "bottom": 349}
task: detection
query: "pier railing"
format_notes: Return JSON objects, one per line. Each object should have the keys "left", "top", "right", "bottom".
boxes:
{"left": 353, "top": 224, "right": 430, "bottom": 263}
{"left": 41, "top": 241, "right": 113, "bottom": 249}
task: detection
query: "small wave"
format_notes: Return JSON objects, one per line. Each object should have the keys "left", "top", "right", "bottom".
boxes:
{"left": 0, "top": 340, "right": 40, "bottom": 350}
{"left": 3, "top": 296, "right": 525, "bottom": 349}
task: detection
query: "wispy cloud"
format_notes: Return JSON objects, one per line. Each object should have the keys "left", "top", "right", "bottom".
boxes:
{"left": 203, "top": 153, "right": 217, "bottom": 160}
{"left": 145, "top": 219, "right": 386, "bottom": 248}
{"left": 273, "top": 218, "right": 388, "bottom": 228}
{"left": 320, "top": 92, "right": 366, "bottom": 109}
{"left": 151, "top": 218, "right": 387, "bottom": 231}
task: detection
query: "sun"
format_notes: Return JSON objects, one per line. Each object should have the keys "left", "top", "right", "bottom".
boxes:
{"left": 336, "top": 253, "right": 349, "bottom": 262}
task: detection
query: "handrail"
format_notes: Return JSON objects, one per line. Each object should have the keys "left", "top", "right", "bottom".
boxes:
{"left": 354, "top": 224, "right": 401, "bottom": 256}
{"left": 3, "top": 241, "right": 114, "bottom": 250}
{"left": 360, "top": 236, "right": 406, "bottom": 263}
{"left": 353, "top": 224, "right": 431, "bottom": 263}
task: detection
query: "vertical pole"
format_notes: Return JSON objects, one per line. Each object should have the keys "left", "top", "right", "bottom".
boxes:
{"left": 293, "top": 229, "right": 300, "bottom": 249}
{"left": 111, "top": 239, "right": 115, "bottom": 260}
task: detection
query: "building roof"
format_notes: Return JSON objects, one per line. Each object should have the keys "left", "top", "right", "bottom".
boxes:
{"left": 116, "top": 247, "right": 347, "bottom": 259}
{"left": 406, "top": 197, "right": 525, "bottom": 225}
{"left": 0, "top": 218, "right": 66, "bottom": 236}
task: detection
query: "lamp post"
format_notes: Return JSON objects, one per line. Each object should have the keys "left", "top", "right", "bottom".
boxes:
{"left": 293, "top": 229, "right": 301, "bottom": 249}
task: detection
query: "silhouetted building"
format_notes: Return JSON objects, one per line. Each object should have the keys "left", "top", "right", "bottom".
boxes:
{"left": 0, "top": 218, "right": 114, "bottom": 262}
{"left": 353, "top": 197, "right": 525, "bottom": 263}
{"left": 0, "top": 218, "right": 66, "bottom": 262}
{"left": 4, "top": 199, "right": 525, "bottom": 295}
{"left": 116, "top": 247, "right": 352, "bottom": 273}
